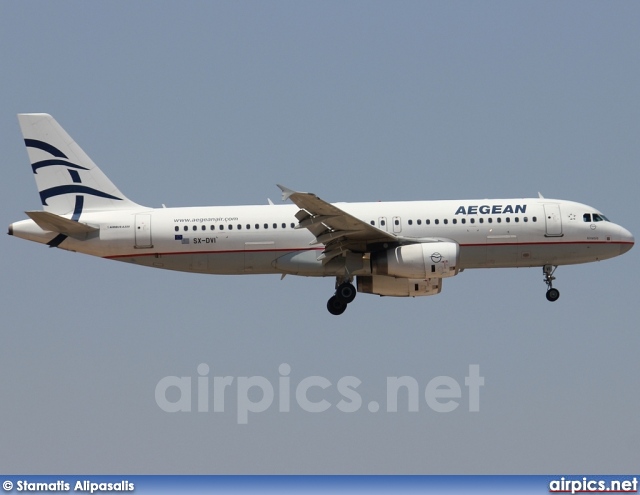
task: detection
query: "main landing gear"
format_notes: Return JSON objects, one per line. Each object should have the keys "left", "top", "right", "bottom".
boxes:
{"left": 327, "top": 279, "right": 357, "bottom": 315}
{"left": 543, "top": 265, "right": 560, "bottom": 302}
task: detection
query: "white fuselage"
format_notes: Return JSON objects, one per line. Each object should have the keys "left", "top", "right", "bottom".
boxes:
{"left": 11, "top": 113, "right": 634, "bottom": 312}
{"left": 10, "top": 197, "right": 634, "bottom": 277}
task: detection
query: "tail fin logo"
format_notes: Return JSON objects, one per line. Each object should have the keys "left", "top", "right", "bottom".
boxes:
{"left": 39, "top": 185, "right": 122, "bottom": 206}
{"left": 32, "top": 159, "right": 89, "bottom": 174}
{"left": 24, "top": 139, "right": 68, "bottom": 158}
{"left": 25, "top": 138, "right": 124, "bottom": 207}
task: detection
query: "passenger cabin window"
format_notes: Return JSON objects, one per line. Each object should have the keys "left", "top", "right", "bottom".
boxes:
{"left": 174, "top": 226, "right": 179, "bottom": 232}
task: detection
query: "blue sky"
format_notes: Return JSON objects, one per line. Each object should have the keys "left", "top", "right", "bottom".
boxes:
{"left": 1, "top": 1, "right": 639, "bottom": 473}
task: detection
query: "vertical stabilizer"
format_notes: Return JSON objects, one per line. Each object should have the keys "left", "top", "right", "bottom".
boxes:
{"left": 17, "top": 113, "right": 143, "bottom": 215}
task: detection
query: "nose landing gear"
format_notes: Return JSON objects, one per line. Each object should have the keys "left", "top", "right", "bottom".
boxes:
{"left": 543, "top": 265, "right": 560, "bottom": 302}
{"left": 327, "top": 279, "right": 357, "bottom": 315}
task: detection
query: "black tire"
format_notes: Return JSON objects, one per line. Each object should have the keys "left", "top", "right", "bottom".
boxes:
{"left": 336, "top": 282, "right": 357, "bottom": 304}
{"left": 327, "top": 295, "right": 347, "bottom": 315}
{"left": 546, "top": 288, "right": 560, "bottom": 302}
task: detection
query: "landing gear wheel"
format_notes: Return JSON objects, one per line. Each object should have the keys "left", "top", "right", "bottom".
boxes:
{"left": 546, "top": 288, "right": 560, "bottom": 302}
{"left": 336, "top": 282, "right": 357, "bottom": 304}
{"left": 327, "top": 296, "right": 347, "bottom": 315}
{"left": 542, "top": 265, "right": 560, "bottom": 302}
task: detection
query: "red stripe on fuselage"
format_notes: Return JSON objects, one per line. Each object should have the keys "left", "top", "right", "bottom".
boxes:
{"left": 103, "top": 241, "right": 632, "bottom": 260}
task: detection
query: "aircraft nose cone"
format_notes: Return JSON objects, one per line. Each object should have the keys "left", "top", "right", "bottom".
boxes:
{"left": 619, "top": 226, "right": 634, "bottom": 255}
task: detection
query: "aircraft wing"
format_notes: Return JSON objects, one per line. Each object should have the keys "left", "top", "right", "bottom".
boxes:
{"left": 278, "top": 185, "right": 398, "bottom": 262}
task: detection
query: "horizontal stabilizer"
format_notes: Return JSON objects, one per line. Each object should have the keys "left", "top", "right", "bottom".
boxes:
{"left": 26, "top": 211, "right": 98, "bottom": 235}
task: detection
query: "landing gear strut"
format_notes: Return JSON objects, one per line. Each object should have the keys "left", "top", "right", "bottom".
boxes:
{"left": 327, "top": 279, "right": 357, "bottom": 315}
{"left": 543, "top": 265, "right": 560, "bottom": 302}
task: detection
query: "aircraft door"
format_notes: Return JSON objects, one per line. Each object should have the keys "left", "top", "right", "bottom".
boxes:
{"left": 378, "top": 217, "right": 388, "bottom": 231}
{"left": 134, "top": 214, "right": 153, "bottom": 248}
{"left": 543, "top": 204, "right": 563, "bottom": 237}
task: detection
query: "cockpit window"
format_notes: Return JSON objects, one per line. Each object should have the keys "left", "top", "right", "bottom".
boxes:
{"left": 585, "top": 213, "right": 610, "bottom": 222}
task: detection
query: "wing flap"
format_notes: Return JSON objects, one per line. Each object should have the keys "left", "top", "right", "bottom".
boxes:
{"left": 277, "top": 185, "right": 397, "bottom": 253}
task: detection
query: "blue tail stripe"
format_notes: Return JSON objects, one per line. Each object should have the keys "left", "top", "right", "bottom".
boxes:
{"left": 47, "top": 233, "right": 67, "bottom": 248}
{"left": 39, "top": 185, "right": 122, "bottom": 206}
{"left": 24, "top": 139, "right": 68, "bottom": 158}
{"left": 71, "top": 196, "right": 84, "bottom": 222}
{"left": 32, "top": 159, "right": 89, "bottom": 174}
{"left": 68, "top": 169, "right": 82, "bottom": 183}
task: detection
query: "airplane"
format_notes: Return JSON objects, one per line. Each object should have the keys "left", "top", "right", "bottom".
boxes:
{"left": 8, "top": 114, "right": 634, "bottom": 315}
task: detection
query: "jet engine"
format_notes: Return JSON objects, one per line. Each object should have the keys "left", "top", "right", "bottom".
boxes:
{"left": 371, "top": 242, "right": 459, "bottom": 279}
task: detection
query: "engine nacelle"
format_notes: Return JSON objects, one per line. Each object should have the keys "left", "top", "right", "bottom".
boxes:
{"left": 357, "top": 275, "right": 442, "bottom": 297}
{"left": 371, "top": 242, "right": 459, "bottom": 279}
